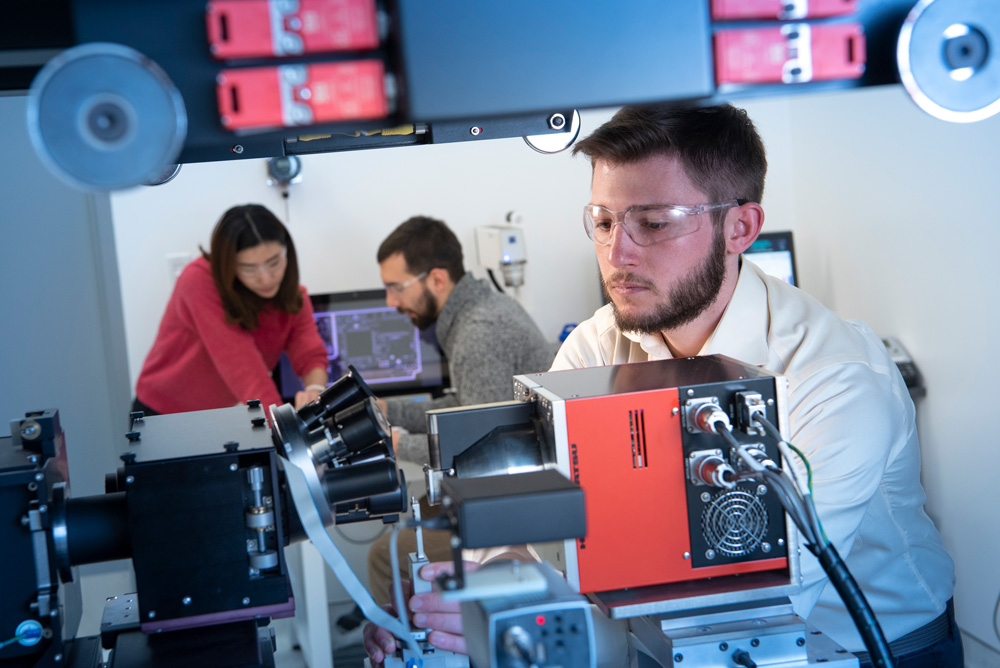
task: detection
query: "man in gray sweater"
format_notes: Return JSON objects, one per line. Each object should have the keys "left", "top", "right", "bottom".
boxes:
{"left": 375, "top": 215, "right": 554, "bottom": 463}
{"left": 365, "top": 215, "right": 554, "bottom": 604}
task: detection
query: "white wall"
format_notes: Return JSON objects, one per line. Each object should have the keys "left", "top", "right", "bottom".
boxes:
{"left": 781, "top": 85, "right": 1000, "bottom": 653}
{"left": 109, "top": 87, "right": 1000, "bottom": 654}
{"left": 112, "top": 109, "right": 621, "bottom": 387}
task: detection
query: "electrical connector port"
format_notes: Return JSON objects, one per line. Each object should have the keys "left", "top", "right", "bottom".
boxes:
{"left": 735, "top": 391, "right": 767, "bottom": 436}
{"left": 684, "top": 397, "right": 731, "bottom": 434}
{"left": 732, "top": 443, "right": 776, "bottom": 475}
{"left": 687, "top": 449, "right": 737, "bottom": 489}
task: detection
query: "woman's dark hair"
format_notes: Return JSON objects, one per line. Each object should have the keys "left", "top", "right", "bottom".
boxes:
{"left": 202, "top": 204, "right": 302, "bottom": 330}
{"left": 376, "top": 216, "right": 466, "bottom": 283}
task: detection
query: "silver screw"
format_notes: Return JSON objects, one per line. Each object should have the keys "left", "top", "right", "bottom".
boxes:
{"left": 148, "top": 611, "right": 156, "bottom": 619}
{"left": 290, "top": 105, "right": 313, "bottom": 124}
{"left": 242, "top": 597, "right": 251, "bottom": 606}
{"left": 778, "top": 538, "right": 785, "bottom": 547}
{"left": 230, "top": 463, "right": 238, "bottom": 472}
{"left": 125, "top": 476, "right": 135, "bottom": 485}
{"left": 231, "top": 145, "right": 244, "bottom": 154}
{"left": 672, "top": 408, "right": 680, "bottom": 416}
{"left": 182, "top": 597, "right": 192, "bottom": 605}
{"left": 756, "top": 484, "right": 768, "bottom": 496}
{"left": 767, "top": 398, "right": 774, "bottom": 406}
{"left": 281, "top": 65, "right": 308, "bottom": 84}
{"left": 34, "top": 473, "right": 44, "bottom": 481}
{"left": 469, "top": 126, "right": 482, "bottom": 136}
{"left": 700, "top": 492, "right": 712, "bottom": 503}
{"left": 762, "top": 542, "right": 772, "bottom": 553}
{"left": 450, "top": 536, "right": 461, "bottom": 548}
{"left": 54, "top": 654, "right": 62, "bottom": 663}
{"left": 547, "top": 113, "right": 566, "bottom": 130}
{"left": 687, "top": 389, "right": 695, "bottom": 396}
{"left": 683, "top": 552, "right": 691, "bottom": 560}
{"left": 705, "top": 549, "right": 716, "bottom": 560}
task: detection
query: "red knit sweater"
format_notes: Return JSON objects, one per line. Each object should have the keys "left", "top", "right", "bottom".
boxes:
{"left": 135, "top": 257, "right": 328, "bottom": 414}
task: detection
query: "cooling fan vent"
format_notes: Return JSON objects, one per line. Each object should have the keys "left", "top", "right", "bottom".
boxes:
{"left": 701, "top": 489, "right": 768, "bottom": 557}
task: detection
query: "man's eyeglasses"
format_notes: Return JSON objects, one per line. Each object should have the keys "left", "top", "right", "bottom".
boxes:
{"left": 236, "top": 246, "right": 287, "bottom": 278}
{"left": 385, "top": 271, "right": 428, "bottom": 295}
{"left": 583, "top": 200, "right": 748, "bottom": 247}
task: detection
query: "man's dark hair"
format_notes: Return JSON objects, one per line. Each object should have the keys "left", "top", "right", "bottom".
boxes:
{"left": 377, "top": 216, "right": 466, "bottom": 283}
{"left": 573, "top": 104, "right": 767, "bottom": 206}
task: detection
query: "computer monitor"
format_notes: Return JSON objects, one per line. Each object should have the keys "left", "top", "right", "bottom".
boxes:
{"left": 275, "top": 289, "right": 449, "bottom": 400}
{"left": 745, "top": 231, "right": 798, "bottom": 287}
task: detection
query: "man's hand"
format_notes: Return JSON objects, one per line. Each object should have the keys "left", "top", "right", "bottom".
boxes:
{"left": 362, "top": 617, "right": 398, "bottom": 667}
{"left": 363, "top": 560, "right": 481, "bottom": 665}
{"left": 293, "top": 387, "right": 322, "bottom": 410}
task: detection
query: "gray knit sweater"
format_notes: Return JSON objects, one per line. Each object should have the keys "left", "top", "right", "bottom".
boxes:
{"left": 385, "top": 274, "right": 554, "bottom": 464}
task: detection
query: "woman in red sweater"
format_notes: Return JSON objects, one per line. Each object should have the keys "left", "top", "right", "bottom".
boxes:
{"left": 133, "top": 204, "right": 329, "bottom": 415}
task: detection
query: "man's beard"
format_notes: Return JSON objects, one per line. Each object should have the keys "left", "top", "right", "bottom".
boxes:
{"left": 603, "top": 225, "right": 727, "bottom": 335}
{"left": 403, "top": 286, "right": 439, "bottom": 331}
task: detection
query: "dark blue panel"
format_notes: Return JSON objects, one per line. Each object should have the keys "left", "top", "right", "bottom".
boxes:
{"left": 398, "top": 0, "right": 714, "bottom": 120}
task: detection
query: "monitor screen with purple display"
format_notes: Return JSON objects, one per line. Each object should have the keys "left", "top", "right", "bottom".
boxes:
{"left": 745, "top": 231, "right": 798, "bottom": 287}
{"left": 275, "top": 289, "right": 449, "bottom": 400}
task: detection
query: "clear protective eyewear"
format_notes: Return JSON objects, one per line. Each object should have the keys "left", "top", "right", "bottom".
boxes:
{"left": 583, "top": 200, "right": 748, "bottom": 247}
{"left": 385, "top": 270, "right": 428, "bottom": 295}
{"left": 236, "top": 246, "right": 287, "bottom": 278}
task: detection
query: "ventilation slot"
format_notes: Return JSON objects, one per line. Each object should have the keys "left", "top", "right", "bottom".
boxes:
{"left": 628, "top": 409, "right": 649, "bottom": 469}
{"left": 219, "top": 13, "right": 230, "bottom": 42}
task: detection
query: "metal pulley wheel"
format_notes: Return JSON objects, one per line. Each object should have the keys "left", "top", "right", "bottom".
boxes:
{"left": 27, "top": 42, "right": 187, "bottom": 190}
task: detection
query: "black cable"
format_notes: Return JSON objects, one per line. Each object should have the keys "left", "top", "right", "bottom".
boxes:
{"left": 753, "top": 412, "right": 783, "bottom": 443}
{"left": 716, "top": 425, "right": 818, "bottom": 545}
{"left": 765, "top": 467, "right": 824, "bottom": 546}
{"left": 485, "top": 267, "right": 506, "bottom": 293}
{"left": 750, "top": 413, "right": 826, "bottom": 543}
{"left": 815, "top": 543, "right": 896, "bottom": 668}
{"left": 760, "top": 468, "right": 817, "bottom": 545}
{"left": 721, "top": 416, "right": 894, "bottom": 665}
{"left": 406, "top": 516, "right": 452, "bottom": 532}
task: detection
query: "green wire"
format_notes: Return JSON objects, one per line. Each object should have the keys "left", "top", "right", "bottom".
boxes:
{"left": 782, "top": 440, "right": 829, "bottom": 544}
{"left": 752, "top": 415, "right": 830, "bottom": 544}
{"left": 785, "top": 441, "right": 813, "bottom": 491}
